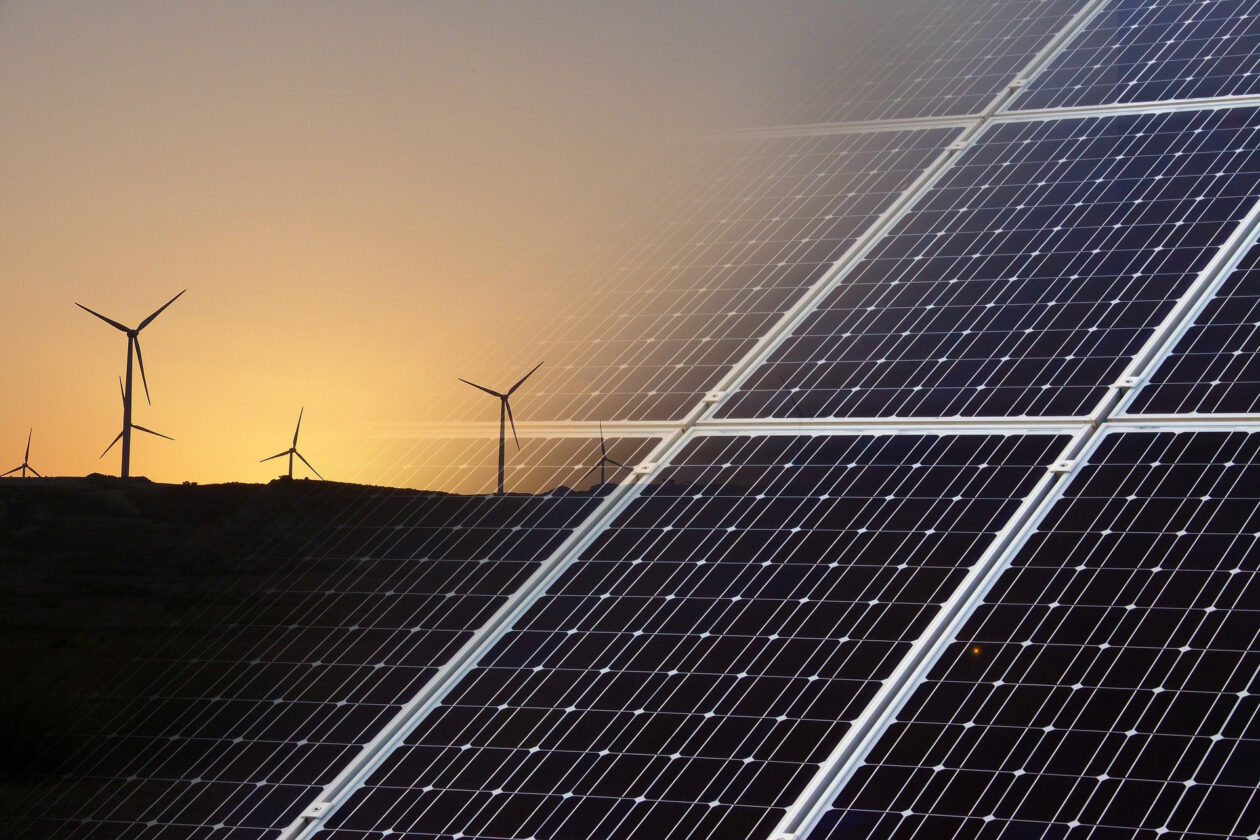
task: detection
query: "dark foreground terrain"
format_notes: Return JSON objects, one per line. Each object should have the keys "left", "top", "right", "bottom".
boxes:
{"left": 0, "top": 475, "right": 603, "bottom": 833}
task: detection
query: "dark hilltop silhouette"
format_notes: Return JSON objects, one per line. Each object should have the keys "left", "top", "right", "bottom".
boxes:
{"left": 0, "top": 473, "right": 612, "bottom": 833}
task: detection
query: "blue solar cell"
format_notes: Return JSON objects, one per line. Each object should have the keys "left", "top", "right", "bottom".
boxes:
{"left": 322, "top": 432, "right": 1067, "bottom": 840}
{"left": 720, "top": 107, "right": 1260, "bottom": 420}
{"left": 815, "top": 430, "right": 1260, "bottom": 840}
{"left": 1015, "top": 0, "right": 1260, "bottom": 110}
{"left": 1129, "top": 238, "right": 1260, "bottom": 415}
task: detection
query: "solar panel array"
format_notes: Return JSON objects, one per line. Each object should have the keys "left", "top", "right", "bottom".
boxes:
{"left": 816, "top": 430, "right": 1260, "bottom": 840}
{"left": 321, "top": 433, "right": 1067, "bottom": 840}
{"left": 19, "top": 3, "right": 1260, "bottom": 839}
{"left": 1012, "top": 0, "right": 1260, "bottom": 111}
{"left": 719, "top": 107, "right": 1260, "bottom": 420}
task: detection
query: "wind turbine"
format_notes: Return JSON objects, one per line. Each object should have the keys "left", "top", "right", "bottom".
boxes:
{"left": 2, "top": 429, "right": 41, "bottom": 478}
{"left": 101, "top": 376, "right": 173, "bottom": 464}
{"left": 76, "top": 289, "right": 185, "bottom": 478}
{"left": 459, "top": 361, "right": 543, "bottom": 495}
{"left": 260, "top": 407, "right": 323, "bottom": 480}
{"left": 579, "top": 422, "right": 630, "bottom": 487}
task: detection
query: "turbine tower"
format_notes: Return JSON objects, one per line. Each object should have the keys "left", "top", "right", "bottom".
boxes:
{"left": 459, "top": 361, "right": 543, "bottom": 495}
{"left": 2, "top": 429, "right": 41, "bottom": 478}
{"left": 102, "top": 376, "right": 173, "bottom": 463}
{"left": 579, "top": 422, "right": 630, "bottom": 487}
{"left": 261, "top": 407, "right": 323, "bottom": 480}
{"left": 76, "top": 289, "right": 185, "bottom": 478}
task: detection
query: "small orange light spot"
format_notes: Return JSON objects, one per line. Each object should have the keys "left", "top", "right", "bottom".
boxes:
{"left": 971, "top": 646, "right": 982, "bottom": 656}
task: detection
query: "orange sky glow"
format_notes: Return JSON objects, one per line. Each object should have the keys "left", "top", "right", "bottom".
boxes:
{"left": 0, "top": 1, "right": 841, "bottom": 488}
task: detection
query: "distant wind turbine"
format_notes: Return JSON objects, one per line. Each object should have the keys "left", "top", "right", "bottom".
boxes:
{"left": 2, "top": 429, "right": 41, "bottom": 478}
{"left": 260, "top": 407, "right": 323, "bottom": 480}
{"left": 459, "top": 361, "right": 543, "bottom": 495}
{"left": 76, "top": 289, "right": 185, "bottom": 478}
{"left": 579, "top": 422, "right": 630, "bottom": 487}
{"left": 102, "top": 376, "right": 173, "bottom": 463}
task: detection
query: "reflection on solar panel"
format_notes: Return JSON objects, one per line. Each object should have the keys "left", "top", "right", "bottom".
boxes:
{"left": 442, "top": 129, "right": 952, "bottom": 422}
{"left": 770, "top": 0, "right": 1085, "bottom": 124}
{"left": 1129, "top": 239, "right": 1260, "bottom": 415}
{"left": 720, "top": 107, "right": 1260, "bottom": 420}
{"left": 16, "top": 438, "right": 656, "bottom": 840}
{"left": 321, "top": 433, "right": 1066, "bottom": 840}
{"left": 1015, "top": 0, "right": 1260, "bottom": 111}
{"left": 815, "top": 430, "right": 1260, "bottom": 840}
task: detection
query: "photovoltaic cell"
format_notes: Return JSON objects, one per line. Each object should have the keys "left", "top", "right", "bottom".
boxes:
{"left": 14, "top": 437, "right": 655, "bottom": 840}
{"left": 319, "top": 432, "right": 1067, "bottom": 840}
{"left": 439, "top": 128, "right": 952, "bottom": 423}
{"left": 1129, "top": 238, "right": 1260, "bottom": 415}
{"left": 1014, "top": 0, "right": 1260, "bottom": 111}
{"left": 720, "top": 106, "right": 1260, "bottom": 420}
{"left": 766, "top": 0, "right": 1085, "bottom": 124}
{"left": 816, "top": 430, "right": 1260, "bottom": 840}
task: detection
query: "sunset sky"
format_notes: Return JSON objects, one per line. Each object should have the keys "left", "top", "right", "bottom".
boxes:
{"left": 1, "top": 1, "right": 835, "bottom": 487}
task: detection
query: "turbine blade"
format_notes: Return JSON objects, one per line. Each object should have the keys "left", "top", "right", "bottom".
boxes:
{"left": 260, "top": 450, "right": 290, "bottom": 463}
{"left": 606, "top": 458, "right": 630, "bottom": 471}
{"left": 507, "top": 360, "right": 544, "bottom": 396}
{"left": 26, "top": 465, "right": 41, "bottom": 478}
{"left": 295, "top": 450, "right": 323, "bottom": 480}
{"left": 101, "top": 431, "right": 123, "bottom": 458}
{"left": 132, "top": 424, "right": 174, "bottom": 441}
{"left": 1, "top": 465, "right": 21, "bottom": 477}
{"left": 578, "top": 463, "right": 600, "bottom": 484}
{"left": 599, "top": 421, "right": 607, "bottom": 456}
{"left": 137, "top": 289, "right": 186, "bottom": 330}
{"left": 119, "top": 375, "right": 125, "bottom": 403}
{"left": 75, "top": 302, "right": 129, "bottom": 332}
{"left": 459, "top": 378, "right": 504, "bottom": 399}
{"left": 293, "top": 407, "right": 303, "bottom": 447}
{"left": 134, "top": 337, "right": 151, "bottom": 404}
{"left": 505, "top": 399, "right": 520, "bottom": 450}
{"left": 24, "top": 428, "right": 31, "bottom": 462}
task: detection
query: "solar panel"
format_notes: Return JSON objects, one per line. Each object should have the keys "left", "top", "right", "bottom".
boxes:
{"left": 766, "top": 0, "right": 1086, "bottom": 125}
{"left": 1013, "top": 0, "right": 1260, "bottom": 111}
{"left": 437, "top": 128, "right": 953, "bottom": 423}
{"left": 719, "top": 106, "right": 1260, "bottom": 421}
{"left": 14, "top": 437, "right": 657, "bottom": 840}
{"left": 1128, "top": 237, "right": 1260, "bottom": 415}
{"left": 814, "top": 429, "right": 1260, "bottom": 840}
{"left": 320, "top": 432, "right": 1068, "bottom": 840}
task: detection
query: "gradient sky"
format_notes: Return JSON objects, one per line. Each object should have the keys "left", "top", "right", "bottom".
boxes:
{"left": 1, "top": 1, "right": 836, "bottom": 487}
